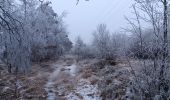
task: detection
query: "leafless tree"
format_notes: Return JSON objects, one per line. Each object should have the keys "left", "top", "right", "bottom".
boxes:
{"left": 124, "top": 0, "right": 170, "bottom": 99}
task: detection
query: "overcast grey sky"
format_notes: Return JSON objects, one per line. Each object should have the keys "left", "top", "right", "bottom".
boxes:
{"left": 50, "top": 0, "right": 134, "bottom": 43}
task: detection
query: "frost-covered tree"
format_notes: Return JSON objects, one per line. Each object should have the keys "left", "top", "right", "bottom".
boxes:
{"left": 92, "top": 24, "right": 114, "bottom": 60}
{"left": 74, "top": 36, "right": 86, "bottom": 60}
{"left": 29, "top": 1, "right": 72, "bottom": 62}
{"left": 0, "top": 0, "right": 32, "bottom": 73}
{"left": 0, "top": 0, "right": 72, "bottom": 72}
{"left": 125, "top": 0, "right": 170, "bottom": 99}
{"left": 111, "top": 33, "right": 129, "bottom": 59}
{"left": 73, "top": 36, "right": 95, "bottom": 60}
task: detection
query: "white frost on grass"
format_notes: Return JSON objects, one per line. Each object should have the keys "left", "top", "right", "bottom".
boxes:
{"left": 66, "top": 79, "right": 101, "bottom": 100}
{"left": 65, "top": 64, "right": 101, "bottom": 100}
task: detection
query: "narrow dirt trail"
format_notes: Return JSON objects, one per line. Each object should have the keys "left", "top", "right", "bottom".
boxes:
{"left": 44, "top": 64, "right": 62, "bottom": 100}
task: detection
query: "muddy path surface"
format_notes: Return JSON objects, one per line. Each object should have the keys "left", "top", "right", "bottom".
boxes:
{"left": 45, "top": 64, "right": 62, "bottom": 100}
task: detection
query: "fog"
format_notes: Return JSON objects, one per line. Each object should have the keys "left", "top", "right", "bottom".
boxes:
{"left": 1, "top": 0, "right": 170, "bottom": 99}
{"left": 50, "top": 0, "right": 134, "bottom": 43}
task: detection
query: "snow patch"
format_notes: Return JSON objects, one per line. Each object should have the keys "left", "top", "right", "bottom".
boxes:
{"left": 66, "top": 64, "right": 77, "bottom": 76}
{"left": 66, "top": 79, "right": 101, "bottom": 100}
{"left": 45, "top": 81, "right": 57, "bottom": 100}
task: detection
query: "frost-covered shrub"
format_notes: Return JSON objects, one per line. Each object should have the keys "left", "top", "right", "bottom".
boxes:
{"left": 129, "top": 61, "right": 170, "bottom": 99}
{"left": 97, "top": 65, "right": 130, "bottom": 100}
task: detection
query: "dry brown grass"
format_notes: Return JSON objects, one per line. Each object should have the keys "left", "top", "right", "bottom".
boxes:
{"left": 90, "top": 78, "right": 99, "bottom": 85}
{"left": 66, "top": 84, "right": 75, "bottom": 91}
{"left": 81, "top": 68, "right": 93, "bottom": 79}
{"left": 0, "top": 61, "right": 57, "bottom": 100}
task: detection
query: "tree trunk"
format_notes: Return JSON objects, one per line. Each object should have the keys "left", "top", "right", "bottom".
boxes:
{"left": 159, "top": 0, "right": 168, "bottom": 96}
{"left": 14, "top": 66, "right": 19, "bottom": 99}
{"left": 8, "top": 64, "right": 12, "bottom": 73}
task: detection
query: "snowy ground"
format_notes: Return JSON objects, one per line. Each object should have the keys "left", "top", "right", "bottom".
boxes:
{"left": 66, "top": 79, "right": 101, "bottom": 100}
